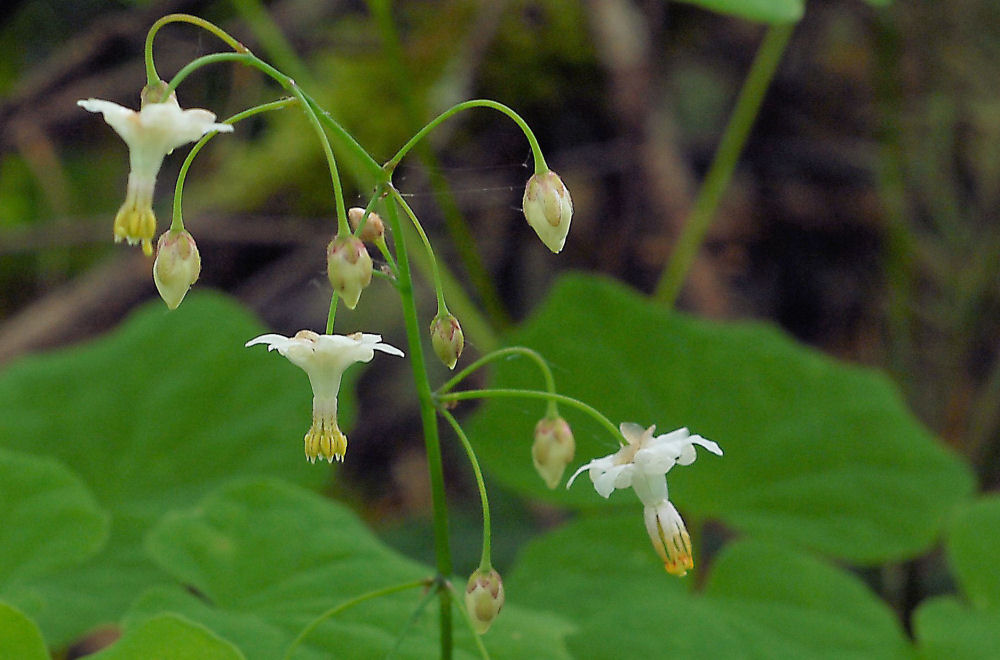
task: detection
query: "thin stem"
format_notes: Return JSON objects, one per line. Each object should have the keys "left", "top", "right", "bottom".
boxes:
{"left": 436, "top": 388, "right": 621, "bottom": 442}
{"left": 281, "top": 578, "right": 430, "bottom": 660}
{"left": 384, "top": 199, "right": 454, "bottom": 659}
{"left": 164, "top": 52, "right": 349, "bottom": 235}
{"left": 445, "top": 582, "right": 492, "bottom": 660}
{"left": 653, "top": 23, "right": 794, "bottom": 307}
{"left": 440, "top": 409, "right": 492, "bottom": 571}
{"left": 326, "top": 292, "right": 339, "bottom": 335}
{"left": 384, "top": 99, "right": 546, "bottom": 175}
{"left": 368, "top": 0, "right": 510, "bottom": 328}
{"left": 171, "top": 97, "right": 297, "bottom": 231}
{"left": 144, "top": 13, "right": 248, "bottom": 86}
{"left": 436, "top": 347, "right": 557, "bottom": 417}
{"left": 384, "top": 586, "right": 439, "bottom": 660}
{"left": 390, "top": 187, "right": 447, "bottom": 311}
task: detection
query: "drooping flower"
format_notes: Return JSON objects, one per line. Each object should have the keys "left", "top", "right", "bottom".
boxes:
{"left": 245, "top": 330, "right": 403, "bottom": 463}
{"left": 568, "top": 423, "right": 722, "bottom": 575}
{"left": 429, "top": 312, "right": 464, "bottom": 370}
{"left": 78, "top": 88, "right": 232, "bottom": 256}
{"left": 326, "top": 235, "right": 373, "bottom": 309}
{"left": 522, "top": 170, "right": 573, "bottom": 253}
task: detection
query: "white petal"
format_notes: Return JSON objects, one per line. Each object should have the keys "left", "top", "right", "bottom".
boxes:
{"left": 373, "top": 342, "right": 405, "bottom": 357}
{"left": 691, "top": 434, "right": 723, "bottom": 456}
{"left": 619, "top": 422, "right": 649, "bottom": 445}
{"left": 633, "top": 444, "right": 680, "bottom": 475}
{"left": 245, "top": 333, "right": 293, "bottom": 350}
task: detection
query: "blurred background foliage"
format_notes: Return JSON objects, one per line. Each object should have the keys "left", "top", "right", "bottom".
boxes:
{"left": 2, "top": 0, "right": 1000, "bottom": 656}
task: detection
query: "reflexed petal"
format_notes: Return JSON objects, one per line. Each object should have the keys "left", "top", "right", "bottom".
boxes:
{"left": 619, "top": 422, "right": 651, "bottom": 445}
{"left": 691, "top": 434, "right": 723, "bottom": 456}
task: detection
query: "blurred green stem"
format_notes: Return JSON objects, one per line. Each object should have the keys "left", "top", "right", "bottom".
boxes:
{"left": 281, "top": 578, "right": 431, "bottom": 659}
{"left": 653, "top": 23, "right": 793, "bottom": 307}
{"left": 437, "top": 346, "right": 557, "bottom": 417}
{"left": 368, "top": 0, "right": 511, "bottom": 328}
{"left": 384, "top": 199, "right": 454, "bottom": 659}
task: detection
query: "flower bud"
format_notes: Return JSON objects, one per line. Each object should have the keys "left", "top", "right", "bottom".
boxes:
{"left": 429, "top": 313, "right": 464, "bottom": 370}
{"left": 153, "top": 229, "right": 201, "bottom": 310}
{"left": 327, "top": 235, "right": 373, "bottom": 309}
{"left": 347, "top": 207, "right": 385, "bottom": 243}
{"left": 532, "top": 416, "right": 575, "bottom": 489}
{"left": 522, "top": 170, "right": 573, "bottom": 253}
{"left": 465, "top": 568, "right": 504, "bottom": 634}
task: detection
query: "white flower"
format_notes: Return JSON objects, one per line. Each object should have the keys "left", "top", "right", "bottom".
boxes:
{"left": 568, "top": 423, "right": 722, "bottom": 575}
{"left": 245, "top": 330, "right": 404, "bottom": 463}
{"left": 78, "top": 91, "right": 232, "bottom": 256}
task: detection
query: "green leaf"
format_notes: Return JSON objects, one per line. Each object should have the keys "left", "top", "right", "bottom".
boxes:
{"left": 467, "top": 274, "right": 974, "bottom": 563}
{"left": 0, "top": 601, "right": 49, "bottom": 660}
{"left": 133, "top": 478, "right": 572, "bottom": 659}
{"left": 508, "top": 513, "right": 911, "bottom": 658}
{"left": 87, "top": 613, "right": 244, "bottom": 660}
{"left": 0, "top": 292, "right": 330, "bottom": 643}
{"left": 913, "top": 597, "right": 1000, "bottom": 660}
{"left": 946, "top": 496, "right": 1000, "bottom": 609}
{"left": 0, "top": 449, "right": 108, "bottom": 586}
{"left": 675, "top": 0, "right": 804, "bottom": 24}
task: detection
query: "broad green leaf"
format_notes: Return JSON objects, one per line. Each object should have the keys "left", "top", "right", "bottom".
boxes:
{"left": 913, "top": 597, "right": 1000, "bottom": 660}
{"left": 134, "top": 478, "right": 572, "bottom": 659}
{"left": 0, "top": 292, "right": 329, "bottom": 643}
{"left": 945, "top": 496, "right": 1000, "bottom": 609}
{"left": 0, "top": 601, "right": 49, "bottom": 660}
{"left": 508, "top": 513, "right": 911, "bottom": 658}
{"left": 87, "top": 612, "right": 244, "bottom": 660}
{"left": 0, "top": 449, "right": 108, "bottom": 586}
{"left": 467, "top": 274, "right": 974, "bottom": 564}
{"left": 675, "top": 0, "right": 804, "bottom": 24}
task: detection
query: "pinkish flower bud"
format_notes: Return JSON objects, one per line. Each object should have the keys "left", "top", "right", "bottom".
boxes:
{"left": 429, "top": 313, "right": 464, "bottom": 370}
{"left": 532, "top": 416, "right": 575, "bottom": 489}
{"left": 522, "top": 170, "right": 573, "bottom": 253}
{"left": 327, "top": 235, "right": 373, "bottom": 309}
{"left": 465, "top": 568, "right": 504, "bottom": 634}
{"left": 153, "top": 229, "right": 201, "bottom": 310}
{"left": 347, "top": 207, "right": 385, "bottom": 243}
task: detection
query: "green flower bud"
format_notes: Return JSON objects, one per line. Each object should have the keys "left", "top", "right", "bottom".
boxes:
{"left": 465, "top": 568, "right": 504, "bottom": 634}
{"left": 429, "top": 313, "right": 464, "bottom": 370}
{"left": 153, "top": 229, "right": 201, "bottom": 310}
{"left": 327, "top": 235, "right": 373, "bottom": 309}
{"left": 522, "top": 170, "right": 573, "bottom": 253}
{"left": 532, "top": 416, "right": 575, "bottom": 489}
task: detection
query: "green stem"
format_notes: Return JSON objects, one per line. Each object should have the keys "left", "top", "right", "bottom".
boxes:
{"left": 384, "top": 199, "right": 454, "bottom": 659}
{"left": 281, "top": 578, "right": 430, "bottom": 660}
{"left": 144, "top": 13, "right": 248, "bottom": 86}
{"left": 445, "top": 582, "right": 492, "bottom": 660}
{"left": 368, "top": 0, "right": 510, "bottom": 328}
{"left": 436, "top": 388, "right": 621, "bottom": 442}
{"left": 326, "top": 292, "right": 339, "bottom": 335}
{"left": 436, "top": 347, "right": 557, "bottom": 417}
{"left": 385, "top": 586, "right": 440, "bottom": 660}
{"left": 440, "top": 410, "right": 492, "bottom": 571}
{"left": 164, "top": 52, "right": 349, "bottom": 231}
{"left": 384, "top": 99, "right": 546, "bottom": 175}
{"left": 390, "top": 187, "right": 447, "bottom": 311}
{"left": 653, "top": 23, "right": 793, "bottom": 307}
{"left": 171, "top": 97, "right": 297, "bottom": 231}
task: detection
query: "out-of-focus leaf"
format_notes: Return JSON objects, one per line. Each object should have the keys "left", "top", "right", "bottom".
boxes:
{"left": 913, "top": 597, "right": 1000, "bottom": 660}
{"left": 945, "top": 496, "right": 1000, "bottom": 609}
{"left": 0, "top": 449, "right": 108, "bottom": 586}
{"left": 0, "top": 601, "right": 49, "bottom": 660}
{"left": 467, "top": 274, "right": 974, "bottom": 564}
{"left": 87, "top": 613, "right": 244, "bottom": 660}
{"left": 508, "top": 513, "right": 911, "bottom": 658}
{"left": 0, "top": 292, "right": 330, "bottom": 643}
{"left": 675, "top": 0, "right": 804, "bottom": 24}
{"left": 133, "top": 478, "right": 572, "bottom": 659}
